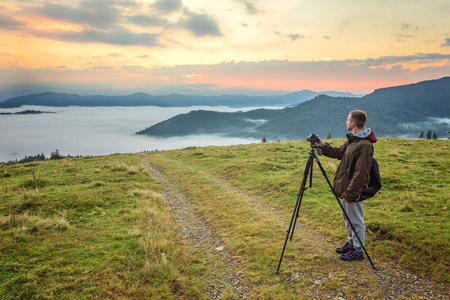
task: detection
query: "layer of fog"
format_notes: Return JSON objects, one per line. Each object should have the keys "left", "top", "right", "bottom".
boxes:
{"left": 397, "top": 117, "right": 450, "bottom": 138}
{"left": 0, "top": 105, "right": 274, "bottom": 162}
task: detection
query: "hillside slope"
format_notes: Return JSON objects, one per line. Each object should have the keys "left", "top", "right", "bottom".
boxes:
{"left": 1, "top": 139, "right": 448, "bottom": 299}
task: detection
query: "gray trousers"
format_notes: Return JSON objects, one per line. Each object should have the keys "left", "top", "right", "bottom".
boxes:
{"left": 342, "top": 201, "right": 365, "bottom": 251}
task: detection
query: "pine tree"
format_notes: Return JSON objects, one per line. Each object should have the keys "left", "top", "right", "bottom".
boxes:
{"left": 50, "top": 149, "right": 63, "bottom": 160}
{"left": 419, "top": 131, "right": 424, "bottom": 139}
{"left": 433, "top": 132, "right": 438, "bottom": 140}
{"left": 327, "top": 131, "right": 332, "bottom": 139}
{"left": 426, "top": 130, "right": 432, "bottom": 140}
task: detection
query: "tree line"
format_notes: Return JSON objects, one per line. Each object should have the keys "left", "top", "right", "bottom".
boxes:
{"left": 1, "top": 149, "right": 83, "bottom": 165}
{"left": 419, "top": 130, "right": 439, "bottom": 139}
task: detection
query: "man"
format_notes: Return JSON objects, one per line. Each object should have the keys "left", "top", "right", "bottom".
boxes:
{"left": 316, "top": 110, "right": 377, "bottom": 261}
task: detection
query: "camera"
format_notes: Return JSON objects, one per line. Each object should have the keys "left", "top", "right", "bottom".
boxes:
{"left": 306, "top": 133, "right": 319, "bottom": 144}
{"left": 306, "top": 133, "right": 322, "bottom": 155}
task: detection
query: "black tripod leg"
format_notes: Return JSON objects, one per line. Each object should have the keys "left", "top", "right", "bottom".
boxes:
{"left": 313, "top": 155, "right": 376, "bottom": 269}
{"left": 290, "top": 158, "right": 312, "bottom": 241}
{"left": 276, "top": 155, "right": 312, "bottom": 274}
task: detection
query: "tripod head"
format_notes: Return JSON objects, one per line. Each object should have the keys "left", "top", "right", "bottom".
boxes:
{"left": 310, "top": 144, "right": 322, "bottom": 156}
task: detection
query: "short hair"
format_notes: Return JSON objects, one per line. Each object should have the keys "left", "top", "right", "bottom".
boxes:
{"left": 350, "top": 110, "right": 367, "bottom": 128}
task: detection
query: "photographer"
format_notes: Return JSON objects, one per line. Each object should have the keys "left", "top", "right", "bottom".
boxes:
{"left": 315, "top": 110, "right": 377, "bottom": 261}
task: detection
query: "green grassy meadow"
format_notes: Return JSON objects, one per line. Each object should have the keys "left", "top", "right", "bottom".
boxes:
{"left": 0, "top": 138, "right": 448, "bottom": 299}
{"left": 0, "top": 154, "right": 203, "bottom": 299}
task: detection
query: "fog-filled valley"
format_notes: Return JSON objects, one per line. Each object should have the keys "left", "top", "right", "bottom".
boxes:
{"left": 0, "top": 105, "right": 264, "bottom": 162}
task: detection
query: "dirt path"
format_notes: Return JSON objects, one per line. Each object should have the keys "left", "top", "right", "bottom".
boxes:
{"left": 143, "top": 162, "right": 253, "bottom": 299}
{"left": 144, "top": 158, "right": 448, "bottom": 299}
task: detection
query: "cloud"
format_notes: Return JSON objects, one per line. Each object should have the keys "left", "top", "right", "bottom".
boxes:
{"left": 180, "top": 9, "right": 222, "bottom": 37}
{"left": 401, "top": 22, "right": 411, "bottom": 30}
{"left": 30, "top": 0, "right": 120, "bottom": 30}
{"left": 401, "top": 22, "right": 418, "bottom": 31}
{"left": 151, "top": 0, "right": 183, "bottom": 15}
{"left": 288, "top": 34, "right": 304, "bottom": 41}
{"left": 441, "top": 38, "right": 450, "bottom": 47}
{"left": 352, "top": 53, "right": 450, "bottom": 66}
{"left": 396, "top": 33, "right": 413, "bottom": 42}
{"left": 115, "top": 0, "right": 141, "bottom": 8}
{"left": 126, "top": 14, "right": 168, "bottom": 27}
{"left": 274, "top": 31, "right": 305, "bottom": 41}
{"left": 236, "top": 0, "right": 259, "bottom": 15}
{"left": 0, "top": 15, "right": 26, "bottom": 30}
{"left": 0, "top": 105, "right": 260, "bottom": 162}
{"left": 32, "top": 26, "right": 161, "bottom": 47}
{"left": 2, "top": 54, "right": 449, "bottom": 100}
{"left": 91, "top": 66, "right": 114, "bottom": 70}
{"left": 19, "top": 0, "right": 221, "bottom": 45}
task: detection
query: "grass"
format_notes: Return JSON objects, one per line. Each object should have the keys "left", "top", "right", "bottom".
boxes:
{"left": 146, "top": 139, "right": 449, "bottom": 283}
{"left": 0, "top": 138, "right": 448, "bottom": 299}
{"left": 0, "top": 154, "right": 204, "bottom": 299}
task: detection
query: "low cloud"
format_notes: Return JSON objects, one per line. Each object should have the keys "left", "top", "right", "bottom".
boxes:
{"left": 0, "top": 106, "right": 260, "bottom": 162}
{"left": 347, "top": 53, "right": 450, "bottom": 66}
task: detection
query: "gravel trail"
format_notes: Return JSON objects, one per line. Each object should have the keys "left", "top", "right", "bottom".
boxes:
{"left": 144, "top": 161, "right": 253, "bottom": 299}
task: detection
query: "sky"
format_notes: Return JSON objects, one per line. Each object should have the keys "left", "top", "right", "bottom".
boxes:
{"left": 1, "top": 0, "right": 450, "bottom": 100}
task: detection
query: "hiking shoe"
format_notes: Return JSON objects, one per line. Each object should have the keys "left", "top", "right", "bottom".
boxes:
{"left": 335, "top": 241, "right": 354, "bottom": 254}
{"left": 340, "top": 249, "right": 363, "bottom": 261}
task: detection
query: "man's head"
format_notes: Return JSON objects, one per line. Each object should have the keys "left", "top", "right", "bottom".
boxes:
{"left": 346, "top": 110, "right": 367, "bottom": 131}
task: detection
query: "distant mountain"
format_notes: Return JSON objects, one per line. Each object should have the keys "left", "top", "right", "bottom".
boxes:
{"left": 0, "top": 90, "right": 362, "bottom": 109}
{"left": 136, "top": 77, "right": 450, "bottom": 139}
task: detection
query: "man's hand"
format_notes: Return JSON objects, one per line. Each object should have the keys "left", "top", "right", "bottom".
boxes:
{"left": 315, "top": 136, "right": 325, "bottom": 147}
{"left": 342, "top": 195, "right": 360, "bottom": 203}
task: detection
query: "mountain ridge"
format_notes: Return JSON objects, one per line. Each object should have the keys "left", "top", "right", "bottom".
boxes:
{"left": 0, "top": 90, "right": 362, "bottom": 108}
{"left": 137, "top": 77, "right": 450, "bottom": 139}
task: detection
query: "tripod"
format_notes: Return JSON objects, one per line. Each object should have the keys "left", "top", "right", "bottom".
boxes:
{"left": 276, "top": 144, "right": 375, "bottom": 274}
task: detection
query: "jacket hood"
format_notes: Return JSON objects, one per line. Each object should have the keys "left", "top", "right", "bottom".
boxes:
{"left": 350, "top": 128, "right": 377, "bottom": 143}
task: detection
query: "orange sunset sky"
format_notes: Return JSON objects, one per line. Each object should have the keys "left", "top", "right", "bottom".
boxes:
{"left": 1, "top": 0, "right": 449, "bottom": 99}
